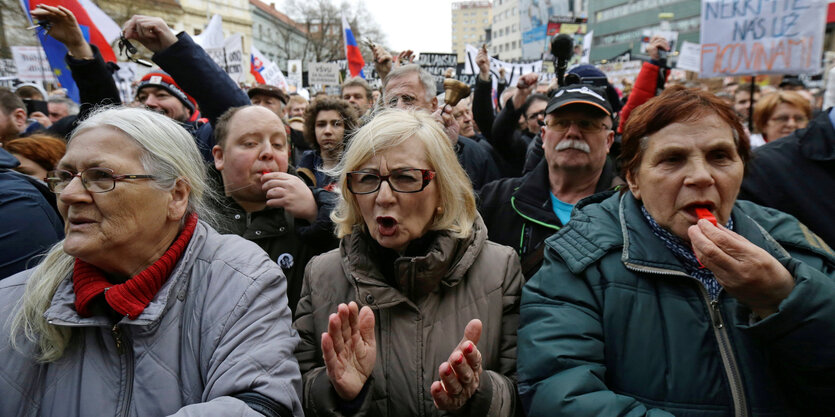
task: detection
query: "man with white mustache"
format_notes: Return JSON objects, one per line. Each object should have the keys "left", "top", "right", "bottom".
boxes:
{"left": 479, "top": 84, "right": 624, "bottom": 278}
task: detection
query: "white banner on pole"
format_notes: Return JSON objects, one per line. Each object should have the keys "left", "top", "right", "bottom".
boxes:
{"left": 463, "top": 44, "right": 542, "bottom": 91}
{"left": 700, "top": 0, "right": 827, "bottom": 77}
{"left": 11, "top": 46, "right": 54, "bottom": 82}
{"left": 308, "top": 62, "right": 340, "bottom": 85}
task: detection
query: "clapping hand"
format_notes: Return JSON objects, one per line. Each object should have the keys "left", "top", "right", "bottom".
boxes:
{"left": 430, "top": 319, "right": 484, "bottom": 411}
{"left": 321, "top": 302, "right": 377, "bottom": 401}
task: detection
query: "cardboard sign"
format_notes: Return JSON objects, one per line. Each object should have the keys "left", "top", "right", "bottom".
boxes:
{"left": 10, "top": 46, "right": 55, "bottom": 82}
{"left": 700, "top": 0, "right": 827, "bottom": 76}
{"left": 463, "top": 44, "right": 542, "bottom": 91}
{"left": 308, "top": 62, "right": 341, "bottom": 85}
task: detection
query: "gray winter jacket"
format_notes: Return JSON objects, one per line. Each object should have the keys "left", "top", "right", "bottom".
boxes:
{"left": 0, "top": 220, "right": 303, "bottom": 417}
{"left": 294, "top": 215, "right": 523, "bottom": 416}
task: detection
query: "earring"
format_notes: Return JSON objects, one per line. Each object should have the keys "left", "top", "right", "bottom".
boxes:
{"left": 436, "top": 206, "right": 444, "bottom": 215}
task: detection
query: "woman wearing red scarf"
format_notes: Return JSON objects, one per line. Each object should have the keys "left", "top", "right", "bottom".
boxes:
{"left": 0, "top": 107, "right": 303, "bottom": 416}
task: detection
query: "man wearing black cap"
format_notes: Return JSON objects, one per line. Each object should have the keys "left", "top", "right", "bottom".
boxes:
{"left": 479, "top": 84, "right": 624, "bottom": 278}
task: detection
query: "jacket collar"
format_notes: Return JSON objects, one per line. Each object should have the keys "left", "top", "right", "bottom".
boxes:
{"left": 796, "top": 108, "right": 835, "bottom": 161}
{"left": 512, "top": 157, "right": 623, "bottom": 228}
{"left": 551, "top": 192, "right": 793, "bottom": 276}
{"left": 44, "top": 221, "right": 210, "bottom": 327}
{"left": 339, "top": 215, "right": 488, "bottom": 308}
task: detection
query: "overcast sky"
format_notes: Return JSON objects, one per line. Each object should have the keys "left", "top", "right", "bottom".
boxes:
{"left": 278, "top": 0, "right": 455, "bottom": 54}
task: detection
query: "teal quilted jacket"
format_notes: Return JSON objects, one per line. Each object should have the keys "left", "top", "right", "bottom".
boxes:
{"left": 518, "top": 191, "right": 835, "bottom": 417}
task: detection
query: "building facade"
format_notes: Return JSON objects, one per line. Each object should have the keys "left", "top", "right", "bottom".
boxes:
{"left": 250, "top": 0, "right": 309, "bottom": 70}
{"left": 491, "top": 0, "right": 521, "bottom": 61}
{"left": 451, "top": 1, "right": 492, "bottom": 63}
{"left": 587, "top": 0, "right": 700, "bottom": 62}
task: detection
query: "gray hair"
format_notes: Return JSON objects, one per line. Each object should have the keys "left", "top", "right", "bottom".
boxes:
{"left": 382, "top": 64, "right": 437, "bottom": 103}
{"left": 10, "top": 106, "right": 220, "bottom": 362}
{"left": 47, "top": 97, "right": 79, "bottom": 116}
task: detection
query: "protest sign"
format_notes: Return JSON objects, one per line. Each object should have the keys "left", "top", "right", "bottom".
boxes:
{"left": 11, "top": 46, "right": 55, "bottom": 82}
{"left": 463, "top": 44, "right": 542, "bottom": 91}
{"left": 700, "top": 0, "right": 827, "bottom": 77}
{"left": 418, "top": 52, "right": 458, "bottom": 91}
{"left": 308, "top": 62, "right": 341, "bottom": 85}
{"left": 676, "top": 41, "right": 702, "bottom": 73}
{"left": 287, "top": 59, "right": 302, "bottom": 88}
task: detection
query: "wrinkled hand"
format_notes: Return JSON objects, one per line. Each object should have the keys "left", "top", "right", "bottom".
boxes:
{"left": 434, "top": 105, "right": 460, "bottom": 145}
{"left": 647, "top": 35, "right": 670, "bottom": 62}
{"left": 689, "top": 219, "right": 795, "bottom": 318}
{"left": 262, "top": 172, "right": 317, "bottom": 223}
{"left": 512, "top": 73, "right": 539, "bottom": 109}
{"left": 29, "top": 111, "right": 51, "bottom": 127}
{"left": 394, "top": 50, "right": 415, "bottom": 68}
{"left": 477, "top": 45, "right": 491, "bottom": 82}
{"left": 372, "top": 45, "right": 392, "bottom": 79}
{"left": 30, "top": 4, "right": 92, "bottom": 59}
{"left": 123, "top": 15, "right": 178, "bottom": 53}
{"left": 431, "top": 319, "right": 483, "bottom": 411}
{"left": 322, "top": 302, "right": 377, "bottom": 401}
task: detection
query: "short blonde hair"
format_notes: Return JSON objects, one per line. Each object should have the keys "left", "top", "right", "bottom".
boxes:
{"left": 331, "top": 108, "right": 477, "bottom": 239}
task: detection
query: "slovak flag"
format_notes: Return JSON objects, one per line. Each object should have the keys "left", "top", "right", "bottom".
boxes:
{"left": 342, "top": 16, "right": 365, "bottom": 79}
{"left": 250, "top": 45, "right": 288, "bottom": 90}
{"left": 20, "top": 0, "right": 120, "bottom": 103}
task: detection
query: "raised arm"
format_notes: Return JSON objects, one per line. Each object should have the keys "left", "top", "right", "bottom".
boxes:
{"left": 124, "top": 15, "right": 249, "bottom": 126}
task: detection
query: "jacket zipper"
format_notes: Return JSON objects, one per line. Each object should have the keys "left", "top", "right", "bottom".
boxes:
{"left": 411, "top": 262, "right": 426, "bottom": 417}
{"left": 624, "top": 262, "right": 749, "bottom": 417}
{"left": 112, "top": 323, "right": 135, "bottom": 417}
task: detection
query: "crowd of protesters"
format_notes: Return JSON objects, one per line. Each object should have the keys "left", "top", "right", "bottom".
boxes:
{"left": 0, "top": 4, "right": 833, "bottom": 417}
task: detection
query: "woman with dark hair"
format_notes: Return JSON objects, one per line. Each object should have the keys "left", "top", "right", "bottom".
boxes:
{"left": 518, "top": 86, "right": 835, "bottom": 416}
{"left": 297, "top": 97, "right": 358, "bottom": 190}
{"left": 5, "top": 134, "right": 66, "bottom": 181}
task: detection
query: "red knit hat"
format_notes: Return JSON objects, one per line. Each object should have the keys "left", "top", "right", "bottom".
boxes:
{"left": 136, "top": 70, "right": 197, "bottom": 113}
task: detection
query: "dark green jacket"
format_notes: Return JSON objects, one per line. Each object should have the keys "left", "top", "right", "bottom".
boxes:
{"left": 518, "top": 191, "right": 835, "bottom": 416}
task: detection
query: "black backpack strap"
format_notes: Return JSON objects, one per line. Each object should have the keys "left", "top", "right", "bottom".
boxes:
{"left": 233, "top": 392, "right": 293, "bottom": 417}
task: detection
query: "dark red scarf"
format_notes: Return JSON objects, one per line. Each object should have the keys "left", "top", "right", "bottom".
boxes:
{"left": 73, "top": 214, "right": 198, "bottom": 320}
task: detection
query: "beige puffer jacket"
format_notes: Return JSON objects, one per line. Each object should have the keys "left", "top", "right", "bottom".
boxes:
{"left": 294, "top": 215, "right": 523, "bottom": 416}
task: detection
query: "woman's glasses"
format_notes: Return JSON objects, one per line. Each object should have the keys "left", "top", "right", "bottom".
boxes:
{"left": 347, "top": 168, "right": 435, "bottom": 194}
{"left": 46, "top": 167, "right": 156, "bottom": 194}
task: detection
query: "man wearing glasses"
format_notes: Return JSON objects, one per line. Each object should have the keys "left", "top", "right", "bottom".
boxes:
{"left": 479, "top": 84, "right": 624, "bottom": 278}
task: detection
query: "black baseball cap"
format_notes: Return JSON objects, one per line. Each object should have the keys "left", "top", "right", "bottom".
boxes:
{"left": 546, "top": 84, "right": 613, "bottom": 116}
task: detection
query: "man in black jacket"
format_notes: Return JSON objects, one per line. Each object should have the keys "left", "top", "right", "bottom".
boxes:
{"left": 212, "top": 105, "right": 337, "bottom": 314}
{"left": 382, "top": 64, "right": 500, "bottom": 190}
{"left": 740, "top": 108, "right": 835, "bottom": 248}
{"left": 479, "top": 84, "right": 623, "bottom": 278}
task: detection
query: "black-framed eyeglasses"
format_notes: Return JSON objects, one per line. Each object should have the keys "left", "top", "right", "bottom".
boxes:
{"left": 45, "top": 167, "right": 156, "bottom": 194}
{"left": 545, "top": 118, "right": 611, "bottom": 133}
{"left": 346, "top": 168, "right": 435, "bottom": 194}
{"left": 118, "top": 33, "right": 153, "bottom": 67}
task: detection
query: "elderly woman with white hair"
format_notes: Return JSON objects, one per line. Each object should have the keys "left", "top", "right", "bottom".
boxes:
{"left": 0, "top": 107, "right": 303, "bottom": 416}
{"left": 293, "top": 108, "right": 523, "bottom": 416}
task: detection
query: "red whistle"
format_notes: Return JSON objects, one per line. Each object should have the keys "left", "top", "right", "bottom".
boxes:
{"left": 261, "top": 170, "right": 271, "bottom": 175}
{"left": 695, "top": 208, "right": 717, "bottom": 227}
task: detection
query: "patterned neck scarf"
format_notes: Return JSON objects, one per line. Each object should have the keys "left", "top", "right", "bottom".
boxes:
{"left": 640, "top": 206, "right": 734, "bottom": 300}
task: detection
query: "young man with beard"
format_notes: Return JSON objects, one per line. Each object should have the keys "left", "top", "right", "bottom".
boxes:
{"left": 479, "top": 84, "right": 624, "bottom": 278}
{"left": 296, "top": 98, "right": 358, "bottom": 191}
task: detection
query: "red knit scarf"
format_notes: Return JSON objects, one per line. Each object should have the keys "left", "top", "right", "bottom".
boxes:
{"left": 73, "top": 214, "right": 198, "bottom": 320}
